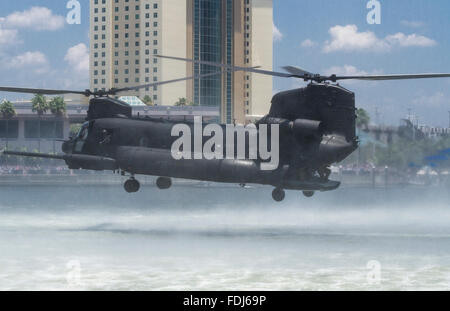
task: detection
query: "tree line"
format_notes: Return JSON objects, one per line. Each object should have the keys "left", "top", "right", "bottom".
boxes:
{"left": 348, "top": 108, "right": 450, "bottom": 171}
{"left": 1, "top": 94, "right": 68, "bottom": 119}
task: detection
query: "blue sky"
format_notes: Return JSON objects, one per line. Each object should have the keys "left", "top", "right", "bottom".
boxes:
{"left": 0, "top": 0, "right": 449, "bottom": 126}
{"left": 274, "top": 0, "right": 450, "bottom": 127}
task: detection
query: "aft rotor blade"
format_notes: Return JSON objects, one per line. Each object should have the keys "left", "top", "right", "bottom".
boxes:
{"left": 156, "top": 55, "right": 295, "bottom": 78}
{"left": 0, "top": 86, "right": 88, "bottom": 96}
{"left": 334, "top": 73, "right": 450, "bottom": 81}
{"left": 282, "top": 66, "right": 314, "bottom": 77}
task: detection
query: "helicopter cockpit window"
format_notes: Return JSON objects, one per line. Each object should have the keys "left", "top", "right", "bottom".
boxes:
{"left": 74, "top": 122, "right": 90, "bottom": 153}
{"left": 76, "top": 122, "right": 89, "bottom": 141}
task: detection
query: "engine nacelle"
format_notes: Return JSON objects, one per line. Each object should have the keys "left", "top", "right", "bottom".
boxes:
{"left": 258, "top": 117, "right": 323, "bottom": 139}
{"left": 290, "top": 119, "right": 323, "bottom": 139}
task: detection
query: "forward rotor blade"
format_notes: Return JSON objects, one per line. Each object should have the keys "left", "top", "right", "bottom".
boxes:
{"left": 156, "top": 55, "right": 295, "bottom": 78}
{"left": 334, "top": 73, "right": 450, "bottom": 81}
{"left": 0, "top": 86, "right": 88, "bottom": 96}
{"left": 3, "top": 150, "right": 65, "bottom": 160}
{"left": 112, "top": 71, "right": 225, "bottom": 94}
{"left": 112, "top": 65, "right": 261, "bottom": 94}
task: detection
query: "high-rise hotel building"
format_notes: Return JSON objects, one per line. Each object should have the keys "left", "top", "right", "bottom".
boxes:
{"left": 90, "top": 0, "right": 273, "bottom": 123}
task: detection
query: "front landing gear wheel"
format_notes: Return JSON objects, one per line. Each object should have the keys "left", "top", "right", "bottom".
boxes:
{"left": 124, "top": 178, "right": 140, "bottom": 193}
{"left": 272, "top": 188, "right": 285, "bottom": 202}
{"left": 303, "top": 191, "right": 315, "bottom": 198}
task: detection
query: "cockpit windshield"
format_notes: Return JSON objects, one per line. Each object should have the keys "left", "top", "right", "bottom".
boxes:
{"left": 74, "top": 122, "right": 90, "bottom": 153}
{"left": 76, "top": 122, "right": 90, "bottom": 141}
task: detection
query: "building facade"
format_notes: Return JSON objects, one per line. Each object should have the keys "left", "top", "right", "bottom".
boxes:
{"left": 90, "top": 0, "right": 187, "bottom": 108}
{"left": 90, "top": 0, "right": 273, "bottom": 124}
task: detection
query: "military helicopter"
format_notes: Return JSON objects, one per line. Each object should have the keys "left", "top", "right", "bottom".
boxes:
{"left": 1, "top": 55, "right": 450, "bottom": 201}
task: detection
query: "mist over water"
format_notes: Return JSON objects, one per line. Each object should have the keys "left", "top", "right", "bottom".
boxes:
{"left": 1, "top": 183, "right": 450, "bottom": 290}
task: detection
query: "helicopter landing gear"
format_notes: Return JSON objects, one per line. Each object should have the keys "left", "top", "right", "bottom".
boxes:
{"left": 124, "top": 177, "right": 140, "bottom": 193}
{"left": 303, "top": 191, "right": 315, "bottom": 198}
{"left": 156, "top": 177, "right": 172, "bottom": 190}
{"left": 272, "top": 188, "right": 285, "bottom": 202}
{"left": 318, "top": 167, "right": 331, "bottom": 181}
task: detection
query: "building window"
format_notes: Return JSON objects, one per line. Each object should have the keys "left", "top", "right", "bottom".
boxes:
{"left": 0, "top": 120, "right": 19, "bottom": 139}
{"left": 24, "top": 120, "right": 63, "bottom": 139}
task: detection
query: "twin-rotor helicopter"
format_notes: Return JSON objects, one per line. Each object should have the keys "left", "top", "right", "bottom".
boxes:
{"left": 2, "top": 55, "right": 450, "bottom": 201}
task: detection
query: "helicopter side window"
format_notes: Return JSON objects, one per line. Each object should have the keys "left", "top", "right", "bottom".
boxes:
{"left": 100, "top": 129, "right": 114, "bottom": 145}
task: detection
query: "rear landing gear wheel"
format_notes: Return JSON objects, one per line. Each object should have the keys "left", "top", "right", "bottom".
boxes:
{"left": 124, "top": 178, "right": 140, "bottom": 193}
{"left": 272, "top": 188, "right": 285, "bottom": 202}
{"left": 303, "top": 191, "right": 315, "bottom": 198}
{"left": 156, "top": 177, "right": 172, "bottom": 190}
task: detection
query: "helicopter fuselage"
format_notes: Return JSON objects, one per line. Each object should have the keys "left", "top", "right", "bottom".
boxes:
{"left": 58, "top": 83, "right": 358, "bottom": 195}
{"left": 5, "top": 83, "right": 359, "bottom": 200}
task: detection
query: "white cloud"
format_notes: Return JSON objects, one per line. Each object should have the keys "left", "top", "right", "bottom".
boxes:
{"left": 413, "top": 92, "right": 449, "bottom": 108}
{"left": 401, "top": 20, "right": 425, "bottom": 28}
{"left": 273, "top": 23, "right": 283, "bottom": 42}
{"left": 324, "top": 65, "right": 369, "bottom": 77}
{"left": 323, "top": 24, "right": 436, "bottom": 53}
{"left": 61, "top": 43, "right": 89, "bottom": 90}
{"left": 0, "top": 27, "right": 18, "bottom": 45}
{"left": 300, "top": 39, "right": 317, "bottom": 48}
{"left": 64, "top": 43, "right": 89, "bottom": 74}
{"left": 9, "top": 51, "right": 48, "bottom": 68}
{"left": 323, "top": 65, "right": 383, "bottom": 85}
{"left": 3, "top": 51, "right": 50, "bottom": 74}
{"left": 0, "top": 7, "right": 65, "bottom": 31}
{"left": 323, "top": 25, "right": 389, "bottom": 53}
{"left": 385, "top": 33, "right": 436, "bottom": 47}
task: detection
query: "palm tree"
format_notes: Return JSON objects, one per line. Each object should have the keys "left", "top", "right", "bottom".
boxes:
{"left": 174, "top": 97, "right": 187, "bottom": 107}
{"left": 0, "top": 100, "right": 16, "bottom": 119}
{"left": 356, "top": 108, "right": 371, "bottom": 167}
{"left": 49, "top": 96, "right": 67, "bottom": 117}
{"left": 31, "top": 94, "right": 49, "bottom": 115}
{"left": 31, "top": 94, "right": 49, "bottom": 152}
{"left": 48, "top": 96, "right": 66, "bottom": 153}
{"left": 0, "top": 100, "right": 16, "bottom": 151}
{"left": 142, "top": 95, "right": 153, "bottom": 106}
{"left": 356, "top": 108, "right": 370, "bottom": 130}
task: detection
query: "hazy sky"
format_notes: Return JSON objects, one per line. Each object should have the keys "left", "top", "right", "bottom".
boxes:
{"left": 0, "top": 0, "right": 449, "bottom": 126}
